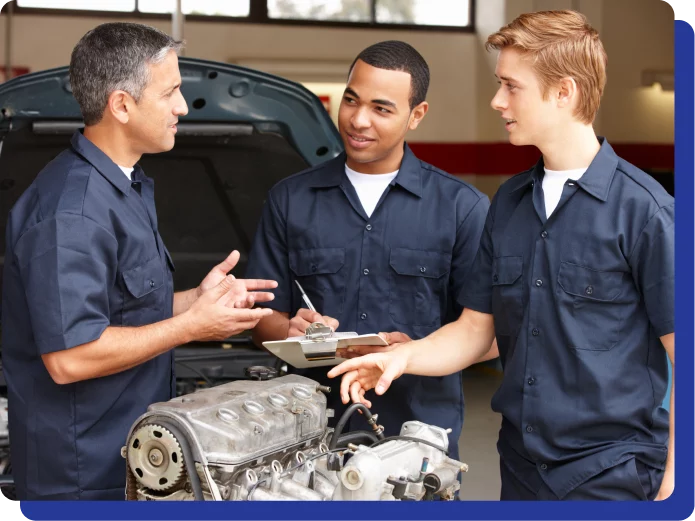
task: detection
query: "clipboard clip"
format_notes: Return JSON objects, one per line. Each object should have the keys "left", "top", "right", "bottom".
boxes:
{"left": 300, "top": 322, "right": 338, "bottom": 361}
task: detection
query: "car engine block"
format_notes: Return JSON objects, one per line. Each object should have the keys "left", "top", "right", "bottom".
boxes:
{"left": 124, "top": 375, "right": 467, "bottom": 501}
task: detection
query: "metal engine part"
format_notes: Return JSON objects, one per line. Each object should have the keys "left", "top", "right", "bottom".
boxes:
{"left": 124, "top": 375, "right": 467, "bottom": 501}
{"left": 0, "top": 397, "right": 7, "bottom": 441}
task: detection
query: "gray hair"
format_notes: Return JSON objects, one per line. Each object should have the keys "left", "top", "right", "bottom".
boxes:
{"left": 69, "top": 22, "right": 184, "bottom": 126}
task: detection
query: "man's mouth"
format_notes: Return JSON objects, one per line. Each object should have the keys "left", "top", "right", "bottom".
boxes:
{"left": 347, "top": 132, "right": 374, "bottom": 141}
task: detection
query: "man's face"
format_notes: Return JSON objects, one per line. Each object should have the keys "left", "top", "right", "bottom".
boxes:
{"left": 490, "top": 47, "right": 559, "bottom": 148}
{"left": 128, "top": 50, "right": 188, "bottom": 154}
{"left": 338, "top": 59, "right": 425, "bottom": 173}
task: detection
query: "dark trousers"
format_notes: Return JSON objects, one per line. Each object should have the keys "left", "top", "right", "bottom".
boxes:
{"left": 500, "top": 457, "right": 662, "bottom": 500}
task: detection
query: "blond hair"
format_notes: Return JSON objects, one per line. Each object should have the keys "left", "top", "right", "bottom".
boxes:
{"left": 486, "top": 10, "right": 607, "bottom": 124}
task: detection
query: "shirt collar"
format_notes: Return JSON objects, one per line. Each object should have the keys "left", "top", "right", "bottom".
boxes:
{"left": 308, "top": 143, "right": 423, "bottom": 198}
{"left": 70, "top": 130, "right": 139, "bottom": 196}
{"left": 509, "top": 137, "right": 618, "bottom": 202}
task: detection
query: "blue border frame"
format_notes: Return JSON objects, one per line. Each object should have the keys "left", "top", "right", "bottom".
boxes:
{"left": 16, "top": 19, "right": 695, "bottom": 521}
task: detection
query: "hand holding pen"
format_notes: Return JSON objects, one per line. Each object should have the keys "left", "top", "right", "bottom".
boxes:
{"left": 287, "top": 281, "right": 339, "bottom": 338}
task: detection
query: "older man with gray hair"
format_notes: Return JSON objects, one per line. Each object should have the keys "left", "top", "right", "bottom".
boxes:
{"left": 1, "top": 22, "right": 277, "bottom": 500}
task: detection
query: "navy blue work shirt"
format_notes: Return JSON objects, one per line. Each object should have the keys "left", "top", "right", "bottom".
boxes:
{"left": 462, "top": 138, "right": 673, "bottom": 498}
{"left": 246, "top": 144, "right": 489, "bottom": 455}
{"left": 2, "top": 131, "right": 176, "bottom": 500}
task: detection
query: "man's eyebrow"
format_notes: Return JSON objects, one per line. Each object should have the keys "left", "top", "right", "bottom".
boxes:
{"left": 163, "top": 82, "right": 181, "bottom": 95}
{"left": 344, "top": 87, "right": 397, "bottom": 108}
{"left": 372, "top": 98, "right": 397, "bottom": 108}
{"left": 496, "top": 74, "right": 520, "bottom": 83}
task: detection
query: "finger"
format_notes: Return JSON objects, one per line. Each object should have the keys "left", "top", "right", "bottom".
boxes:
{"left": 327, "top": 357, "right": 370, "bottom": 379}
{"left": 248, "top": 291, "right": 275, "bottom": 303}
{"left": 339, "top": 371, "right": 359, "bottom": 404}
{"left": 242, "top": 278, "right": 279, "bottom": 290}
{"left": 375, "top": 361, "right": 401, "bottom": 395}
{"left": 323, "top": 316, "right": 339, "bottom": 330}
{"left": 228, "top": 307, "right": 273, "bottom": 321}
{"left": 216, "top": 251, "right": 240, "bottom": 274}
{"left": 349, "top": 381, "right": 363, "bottom": 405}
{"left": 358, "top": 389, "right": 372, "bottom": 409}
{"left": 296, "top": 308, "right": 324, "bottom": 323}
{"left": 382, "top": 331, "right": 412, "bottom": 344}
{"left": 206, "top": 275, "right": 236, "bottom": 302}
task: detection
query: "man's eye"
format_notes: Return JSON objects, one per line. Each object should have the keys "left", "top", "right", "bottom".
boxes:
{"left": 376, "top": 107, "right": 391, "bottom": 114}
{"left": 344, "top": 97, "right": 356, "bottom": 103}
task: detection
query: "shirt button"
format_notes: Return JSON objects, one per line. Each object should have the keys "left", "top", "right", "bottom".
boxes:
{"left": 535, "top": 279, "right": 543, "bottom": 287}
{"left": 541, "top": 231, "right": 548, "bottom": 239}
{"left": 311, "top": 265, "right": 317, "bottom": 272}
{"left": 149, "top": 280, "right": 155, "bottom": 288}
{"left": 360, "top": 313, "right": 367, "bottom": 320}
{"left": 527, "top": 377, "right": 535, "bottom": 385}
{"left": 365, "top": 224, "right": 372, "bottom": 231}
{"left": 526, "top": 425, "right": 533, "bottom": 433}
{"left": 493, "top": 274, "right": 499, "bottom": 282}
{"left": 585, "top": 285, "right": 594, "bottom": 295}
{"left": 540, "top": 463, "right": 548, "bottom": 470}
{"left": 420, "top": 266, "right": 427, "bottom": 273}
{"left": 363, "top": 268, "right": 370, "bottom": 275}
{"left": 532, "top": 328, "right": 539, "bottom": 336}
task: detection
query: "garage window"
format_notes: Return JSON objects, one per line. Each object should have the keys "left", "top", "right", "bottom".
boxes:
{"left": 13, "top": 0, "right": 474, "bottom": 32}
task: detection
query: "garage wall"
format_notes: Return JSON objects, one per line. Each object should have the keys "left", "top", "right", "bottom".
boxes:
{"left": 0, "top": 0, "right": 674, "bottom": 194}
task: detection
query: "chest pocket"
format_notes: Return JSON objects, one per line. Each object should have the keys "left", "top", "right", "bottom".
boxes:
{"left": 121, "top": 255, "right": 167, "bottom": 327}
{"left": 389, "top": 248, "right": 450, "bottom": 327}
{"left": 557, "top": 261, "right": 626, "bottom": 351}
{"left": 491, "top": 256, "right": 525, "bottom": 337}
{"left": 289, "top": 248, "right": 347, "bottom": 317}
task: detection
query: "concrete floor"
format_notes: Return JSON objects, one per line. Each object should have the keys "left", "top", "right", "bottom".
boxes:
{"left": 458, "top": 366, "right": 504, "bottom": 501}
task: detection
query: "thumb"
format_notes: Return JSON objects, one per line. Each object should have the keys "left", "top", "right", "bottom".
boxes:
{"left": 375, "top": 359, "right": 401, "bottom": 395}
{"left": 204, "top": 275, "right": 235, "bottom": 302}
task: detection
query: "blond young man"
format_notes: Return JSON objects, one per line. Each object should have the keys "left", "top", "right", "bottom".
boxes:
{"left": 328, "top": 11, "right": 674, "bottom": 501}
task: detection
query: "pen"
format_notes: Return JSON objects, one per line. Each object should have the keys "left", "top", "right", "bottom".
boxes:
{"left": 294, "top": 280, "right": 317, "bottom": 313}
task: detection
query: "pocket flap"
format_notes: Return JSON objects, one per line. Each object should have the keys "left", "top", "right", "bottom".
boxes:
{"left": 492, "top": 256, "right": 523, "bottom": 285}
{"left": 289, "top": 248, "right": 346, "bottom": 276}
{"left": 389, "top": 248, "right": 450, "bottom": 279}
{"left": 557, "top": 261, "right": 623, "bottom": 302}
{"left": 122, "top": 256, "right": 165, "bottom": 298}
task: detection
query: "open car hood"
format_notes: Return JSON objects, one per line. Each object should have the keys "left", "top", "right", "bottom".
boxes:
{"left": 0, "top": 57, "right": 343, "bottom": 376}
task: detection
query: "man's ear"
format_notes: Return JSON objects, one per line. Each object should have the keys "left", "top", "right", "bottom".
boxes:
{"left": 408, "top": 101, "right": 429, "bottom": 131}
{"left": 556, "top": 77, "right": 578, "bottom": 110}
{"left": 106, "top": 90, "right": 133, "bottom": 124}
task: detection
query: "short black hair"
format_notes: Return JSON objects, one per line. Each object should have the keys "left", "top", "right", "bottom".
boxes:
{"left": 348, "top": 40, "right": 430, "bottom": 110}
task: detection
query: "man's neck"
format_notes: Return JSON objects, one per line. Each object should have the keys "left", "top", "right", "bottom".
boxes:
{"left": 538, "top": 123, "right": 601, "bottom": 171}
{"left": 83, "top": 124, "right": 140, "bottom": 168}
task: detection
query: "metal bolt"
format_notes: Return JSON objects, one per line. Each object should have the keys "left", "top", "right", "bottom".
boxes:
{"left": 148, "top": 448, "right": 164, "bottom": 467}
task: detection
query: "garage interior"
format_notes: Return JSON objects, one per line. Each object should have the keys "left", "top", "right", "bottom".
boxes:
{"left": 0, "top": 0, "right": 675, "bottom": 503}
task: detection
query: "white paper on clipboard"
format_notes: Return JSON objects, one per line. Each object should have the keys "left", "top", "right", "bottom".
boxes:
{"left": 262, "top": 332, "right": 388, "bottom": 368}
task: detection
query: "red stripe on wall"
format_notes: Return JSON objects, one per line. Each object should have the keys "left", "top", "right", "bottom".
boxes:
{"left": 408, "top": 142, "right": 674, "bottom": 175}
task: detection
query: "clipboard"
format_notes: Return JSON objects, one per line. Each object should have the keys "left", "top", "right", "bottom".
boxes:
{"left": 262, "top": 322, "right": 388, "bottom": 368}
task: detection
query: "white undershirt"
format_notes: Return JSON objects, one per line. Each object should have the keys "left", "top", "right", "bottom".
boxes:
{"left": 344, "top": 164, "right": 399, "bottom": 218}
{"left": 542, "top": 167, "right": 587, "bottom": 217}
{"left": 118, "top": 165, "right": 135, "bottom": 181}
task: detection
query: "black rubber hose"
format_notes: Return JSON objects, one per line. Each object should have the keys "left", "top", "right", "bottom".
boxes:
{"left": 334, "top": 430, "right": 379, "bottom": 447}
{"left": 0, "top": 475, "right": 13, "bottom": 487}
{"left": 152, "top": 421, "right": 204, "bottom": 501}
{"left": 368, "top": 435, "right": 449, "bottom": 455}
{"left": 328, "top": 403, "right": 374, "bottom": 450}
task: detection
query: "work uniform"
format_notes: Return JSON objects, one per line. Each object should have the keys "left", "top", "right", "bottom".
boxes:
{"left": 2, "top": 131, "right": 176, "bottom": 499}
{"left": 462, "top": 138, "right": 673, "bottom": 500}
{"left": 246, "top": 144, "right": 489, "bottom": 457}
